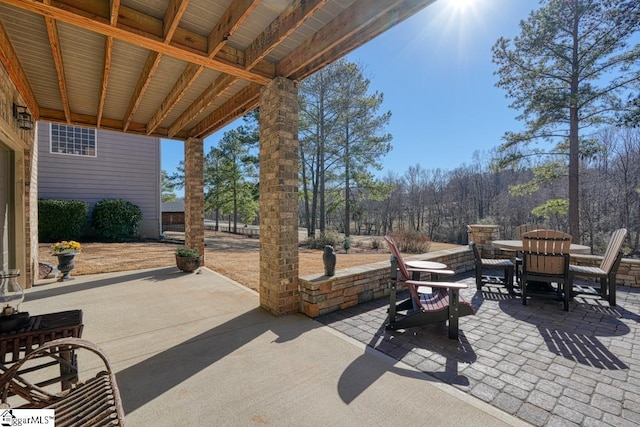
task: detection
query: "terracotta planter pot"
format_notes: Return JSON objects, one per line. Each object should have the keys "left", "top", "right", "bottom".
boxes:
{"left": 175, "top": 255, "right": 201, "bottom": 273}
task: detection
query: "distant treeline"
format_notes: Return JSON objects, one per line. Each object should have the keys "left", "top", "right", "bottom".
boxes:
{"left": 300, "top": 127, "right": 640, "bottom": 257}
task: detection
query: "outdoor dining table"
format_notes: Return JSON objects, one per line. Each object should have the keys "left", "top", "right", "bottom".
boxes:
{"left": 492, "top": 240, "right": 591, "bottom": 254}
{"left": 492, "top": 239, "right": 591, "bottom": 295}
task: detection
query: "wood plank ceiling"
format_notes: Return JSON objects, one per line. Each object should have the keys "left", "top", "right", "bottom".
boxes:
{"left": 0, "top": 0, "right": 436, "bottom": 141}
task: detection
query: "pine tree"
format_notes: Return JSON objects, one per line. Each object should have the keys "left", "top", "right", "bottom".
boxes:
{"left": 492, "top": 0, "right": 640, "bottom": 240}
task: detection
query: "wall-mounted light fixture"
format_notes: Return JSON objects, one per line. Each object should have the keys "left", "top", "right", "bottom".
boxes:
{"left": 13, "top": 103, "right": 33, "bottom": 130}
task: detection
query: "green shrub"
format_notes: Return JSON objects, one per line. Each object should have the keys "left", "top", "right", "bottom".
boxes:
{"left": 91, "top": 199, "right": 143, "bottom": 241}
{"left": 370, "top": 237, "right": 382, "bottom": 250}
{"left": 306, "top": 231, "right": 342, "bottom": 249}
{"left": 175, "top": 247, "right": 200, "bottom": 257}
{"left": 390, "top": 229, "right": 432, "bottom": 254}
{"left": 38, "top": 199, "right": 88, "bottom": 242}
{"left": 343, "top": 237, "right": 351, "bottom": 253}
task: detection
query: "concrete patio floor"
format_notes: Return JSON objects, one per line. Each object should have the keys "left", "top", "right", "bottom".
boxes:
{"left": 21, "top": 267, "right": 525, "bottom": 427}
{"left": 318, "top": 272, "right": 640, "bottom": 427}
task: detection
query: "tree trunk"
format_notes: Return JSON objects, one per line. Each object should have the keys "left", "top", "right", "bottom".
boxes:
{"left": 569, "top": 6, "right": 580, "bottom": 243}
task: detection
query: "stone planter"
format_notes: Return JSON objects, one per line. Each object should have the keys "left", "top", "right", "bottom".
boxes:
{"left": 55, "top": 252, "right": 77, "bottom": 281}
{"left": 175, "top": 255, "right": 201, "bottom": 273}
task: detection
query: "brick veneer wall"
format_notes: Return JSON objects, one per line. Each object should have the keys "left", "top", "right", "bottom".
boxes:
{"left": 467, "top": 224, "right": 500, "bottom": 257}
{"left": 0, "top": 62, "right": 36, "bottom": 288}
{"left": 299, "top": 247, "right": 473, "bottom": 318}
{"left": 25, "top": 146, "right": 36, "bottom": 287}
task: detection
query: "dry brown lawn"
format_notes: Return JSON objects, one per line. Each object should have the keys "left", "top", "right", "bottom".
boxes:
{"left": 39, "top": 231, "right": 461, "bottom": 292}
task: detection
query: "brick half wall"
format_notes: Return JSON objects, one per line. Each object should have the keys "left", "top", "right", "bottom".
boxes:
{"left": 299, "top": 246, "right": 640, "bottom": 318}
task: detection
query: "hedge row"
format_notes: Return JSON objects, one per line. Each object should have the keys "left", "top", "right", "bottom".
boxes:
{"left": 38, "top": 198, "right": 143, "bottom": 242}
{"left": 38, "top": 199, "right": 88, "bottom": 242}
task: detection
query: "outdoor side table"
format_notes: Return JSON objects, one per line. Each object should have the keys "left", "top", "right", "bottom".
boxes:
{"left": 405, "top": 260, "right": 447, "bottom": 281}
{"left": 0, "top": 309, "right": 84, "bottom": 390}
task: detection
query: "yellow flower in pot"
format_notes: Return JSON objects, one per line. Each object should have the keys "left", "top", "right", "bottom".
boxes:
{"left": 51, "top": 240, "right": 82, "bottom": 255}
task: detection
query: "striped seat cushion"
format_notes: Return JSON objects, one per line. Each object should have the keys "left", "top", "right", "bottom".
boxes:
{"left": 569, "top": 265, "right": 606, "bottom": 276}
{"left": 482, "top": 258, "right": 514, "bottom": 267}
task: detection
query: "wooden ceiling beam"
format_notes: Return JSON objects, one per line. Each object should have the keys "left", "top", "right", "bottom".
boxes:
{"left": 146, "top": 62, "right": 202, "bottom": 135}
{"left": 6, "top": 0, "right": 274, "bottom": 84}
{"left": 0, "top": 20, "right": 39, "bottom": 118}
{"left": 38, "top": 106, "right": 190, "bottom": 139}
{"left": 163, "top": 0, "right": 190, "bottom": 41}
{"left": 292, "top": 0, "right": 437, "bottom": 81}
{"left": 189, "top": 83, "right": 261, "bottom": 139}
{"left": 167, "top": 74, "right": 236, "bottom": 138}
{"left": 161, "top": 0, "right": 326, "bottom": 137}
{"left": 207, "top": 0, "right": 260, "bottom": 57}
{"left": 122, "top": 0, "right": 189, "bottom": 132}
{"left": 97, "top": 0, "right": 119, "bottom": 128}
{"left": 244, "top": 0, "right": 328, "bottom": 70}
{"left": 44, "top": 0, "right": 71, "bottom": 123}
{"left": 165, "top": 0, "right": 329, "bottom": 138}
{"left": 278, "top": 0, "right": 435, "bottom": 78}
{"left": 122, "top": 51, "right": 162, "bottom": 132}
{"left": 147, "top": 0, "right": 257, "bottom": 135}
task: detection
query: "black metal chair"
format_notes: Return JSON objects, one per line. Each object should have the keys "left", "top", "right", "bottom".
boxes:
{"left": 470, "top": 241, "right": 514, "bottom": 294}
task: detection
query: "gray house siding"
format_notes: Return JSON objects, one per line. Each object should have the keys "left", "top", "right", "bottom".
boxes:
{"left": 37, "top": 122, "right": 161, "bottom": 239}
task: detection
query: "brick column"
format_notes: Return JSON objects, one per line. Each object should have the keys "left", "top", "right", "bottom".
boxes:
{"left": 184, "top": 137, "right": 205, "bottom": 261}
{"left": 468, "top": 224, "right": 500, "bottom": 258}
{"left": 259, "top": 77, "right": 299, "bottom": 315}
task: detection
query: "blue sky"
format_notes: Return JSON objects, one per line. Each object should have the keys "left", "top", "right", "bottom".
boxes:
{"left": 162, "top": 0, "right": 541, "bottom": 186}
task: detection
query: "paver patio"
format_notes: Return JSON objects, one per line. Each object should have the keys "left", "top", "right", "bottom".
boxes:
{"left": 318, "top": 271, "right": 640, "bottom": 426}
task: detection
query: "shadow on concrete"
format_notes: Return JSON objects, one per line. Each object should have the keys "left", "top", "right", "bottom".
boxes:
{"left": 26, "top": 267, "right": 180, "bottom": 302}
{"left": 116, "top": 308, "right": 318, "bottom": 414}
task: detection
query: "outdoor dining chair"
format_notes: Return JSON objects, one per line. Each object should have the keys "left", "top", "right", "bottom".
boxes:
{"left": 570, "top": 228, "right": 627, "bottom": 307}
{"left": 514, "top": 223, "right": 543, "bottom": 284}
{"left": 514, "top": 224, "right": 544, "bottom": 239}
{"left": 467, "top": 225, "right": 514, "bottom": 293}
{"left": 470, "top": 241, "right": 514, "bottom": 294}
{"left": 521, "top": 229, "right": 572, "bottom": 311}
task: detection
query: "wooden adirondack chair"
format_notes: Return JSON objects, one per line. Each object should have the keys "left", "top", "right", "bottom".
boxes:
{"left": 384, "top": 236, "right": 475, "bottom": 339}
